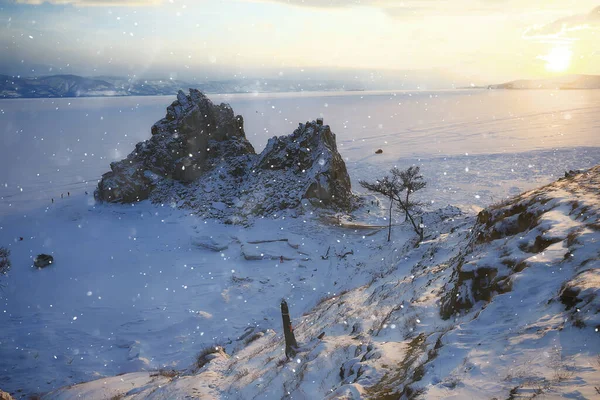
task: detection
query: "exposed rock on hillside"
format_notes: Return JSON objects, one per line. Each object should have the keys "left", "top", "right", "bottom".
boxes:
{"left": 440, "top": 166, "right": 600, "bottom": 320}
{"left": 95, "top": 90, "right": 353, "bottom": 218}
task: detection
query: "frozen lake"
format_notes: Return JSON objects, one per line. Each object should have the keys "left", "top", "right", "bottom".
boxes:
{"left": 1, "top": 89, "right": 600, "bottom": 214}
{"left": 0, "top": 89, "right": 599, "bottom": 396}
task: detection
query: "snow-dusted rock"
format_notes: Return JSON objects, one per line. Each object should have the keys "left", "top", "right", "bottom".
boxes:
{"left": 33, "top": 253, "right": 53, "bottom": 268}
{"left": 256, "top": 121, "right": 352, "bottom": 208}
{"left": 560, "top": 269, "right": 600, "bottom": 328}
{"left": 96, "top": 89, "right": 254, "bottom": 203}
{"left": 191, "top": 235, "right": 230, "bottom": 252}
{"left": 441, "top": 165, "right": 600, "bottom": 319}
{"left": 95, "top": 90, "right": 353, "bottom": 220}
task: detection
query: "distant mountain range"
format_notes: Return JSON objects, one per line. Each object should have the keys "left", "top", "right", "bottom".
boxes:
{"left": 0, "top": 74, "right": 365, "bottom": 99}
{"left": 486, "top": 74, "right": 600, "bottom": 90}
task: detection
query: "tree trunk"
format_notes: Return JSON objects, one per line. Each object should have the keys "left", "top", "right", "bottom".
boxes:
{"left": 396, "top": 197, "right": 423, "bottom": 243}
{"left": 387, "top": 195, "right": 393, "bottom": 242}
{"left": 404, "top": 191, "right": 410, "bottom": 222}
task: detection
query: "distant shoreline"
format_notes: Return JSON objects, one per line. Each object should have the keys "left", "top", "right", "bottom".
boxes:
{"left": 458, "top": 86, "right": 600, "bottom": 90}
{"left": 0, "top": 88, "right": 473, "bottom": 101}
{"left": 477, "top": 74, "right": 600, "bottom": 90}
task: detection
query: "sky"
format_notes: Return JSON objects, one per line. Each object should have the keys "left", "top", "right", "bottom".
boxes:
{"left": 0, "top": 0, "right": 599, "bottom": 86}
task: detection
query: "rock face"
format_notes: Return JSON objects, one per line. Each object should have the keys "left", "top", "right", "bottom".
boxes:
{"left": 255, "top": 120, "right": 351, "bottom": 207}
{"left": 95, "top": 90, "right": 353, "bottom": 219}
{"left": 440, "top": 165, "right": 600, "bottom": 320}
{"left": 96, "top": 89, "right": 254, "bottom": 203}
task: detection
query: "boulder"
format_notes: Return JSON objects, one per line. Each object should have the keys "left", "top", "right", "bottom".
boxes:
{"left": 34, "top": 254, "right": 54, "bottom": 268}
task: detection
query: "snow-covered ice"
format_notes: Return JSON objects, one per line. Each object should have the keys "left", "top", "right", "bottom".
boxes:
{"left": 0, "top": 89, "right": 599, "bottom": 398}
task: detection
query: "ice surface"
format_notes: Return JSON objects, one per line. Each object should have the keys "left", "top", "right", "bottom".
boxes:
{"left": 0, "top": 90, "right": 599, "bottom": 396}
{"left": 1, "top": 90, "right": 600, "bottom": 215}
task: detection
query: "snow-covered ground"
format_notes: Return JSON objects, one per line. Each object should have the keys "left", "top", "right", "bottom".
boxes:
{"left": 0, "top": 193, "right": 404, "bottom": 396}
{"left": 0, "top": 90, "right": 599, "bottom": 398}
{"left": 42, "top": 168, "right": 600, "bottom": 400}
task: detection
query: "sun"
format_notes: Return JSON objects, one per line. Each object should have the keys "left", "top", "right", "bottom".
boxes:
{"left": 539, "top": 47, "right": 573, "bottom": 73}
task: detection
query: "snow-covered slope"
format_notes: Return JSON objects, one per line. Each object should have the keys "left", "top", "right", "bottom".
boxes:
{"left": 44, "top": 167, "right": 600, "bottom": 399}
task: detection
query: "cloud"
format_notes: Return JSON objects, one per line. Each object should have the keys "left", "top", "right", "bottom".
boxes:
{"left": 236, "top": 0, "right": 498, "bottom": 17}
{"left": 524, "top": 6, "right": 600, "bottom": 40}
{"left": 12, "top": 0, "right": 162, "bottom": 6}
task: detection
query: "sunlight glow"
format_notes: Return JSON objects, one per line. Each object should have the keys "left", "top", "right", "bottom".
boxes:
{"left": 540, "top": 47, "right": 573, "bottom": 73}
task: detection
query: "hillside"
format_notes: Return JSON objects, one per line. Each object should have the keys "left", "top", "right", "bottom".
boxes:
{"left": 0, "top": 75, "right": 361, "bottom": 99}
{"left": 488, "top": 74, "right": 600, "bottom": 90}
{"left": 43, "top": 166, "right": 600, "bottom": 399}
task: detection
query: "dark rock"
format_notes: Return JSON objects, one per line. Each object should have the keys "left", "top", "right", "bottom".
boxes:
{"left": 95, "top": 89, "right": 255, "bottom": 203}
{"left": 564, "top": 169, "right": 584, "bottom": 178}
{"left": 256, "top": 121, "right": 352, "bottom": 208}
{"left": 375, "top": 149, "right": 383, "bottom": 154}
{"left": 34, "top": 254, "right": 54, "bottom": 268}
{"left": 559, "top": 286, "right": 580, "bottom": 310}
{"left": 95, "top": 91, "right": 353, "bottom": 219}
{"left": 558, "top": 269, "right": 600, "bottom": 327}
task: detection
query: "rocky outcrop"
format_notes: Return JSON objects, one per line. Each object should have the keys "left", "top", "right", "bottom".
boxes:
{"left": 96, "top": 89, "right": 254, "bottom": 203}
{"left": 559, "top": 269, "right": 600, "bottom": 328}
{"left": 95, "top": 90, "right": 353, "bottom": 219}
{"left": 256, "top": 120, "right": 351, "bottom": 208}
{"left": 440, "top": 165, "right": 600, "bottom": 319}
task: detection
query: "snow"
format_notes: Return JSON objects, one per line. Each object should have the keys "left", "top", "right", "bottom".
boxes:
{"left": 191, "top": 235, "right": 230, "bottom": 252}
{"left": 0, "top": 89, "right": 599, "bottom": 398}
{"left": 0, "top": 194, "right": 404, "bottom": 396}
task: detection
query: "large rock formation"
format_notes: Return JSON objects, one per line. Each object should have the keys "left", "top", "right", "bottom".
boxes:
{"left": 96, "top": 89, "right": 254, "bottom": 203}
{"left": 96, "top": 89, "right": 353, "bottom": 219}
{"left": 255, "top": 120, "right": 351, "bottom": 207}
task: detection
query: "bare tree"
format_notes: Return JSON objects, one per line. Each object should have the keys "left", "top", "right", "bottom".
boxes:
{"left": 393, "top": 166, "right": 426, "bottom": 241}
{"left": 394, "top": 166, "right": 426, "bottom": 221}
{"left": 360, "top": 166, "right": 426, "bottom": 242}
{"left": 360, "top": 173, "right": 400, "bottom": 242}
